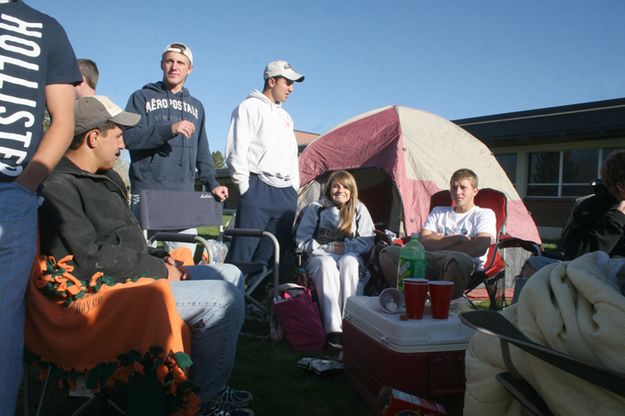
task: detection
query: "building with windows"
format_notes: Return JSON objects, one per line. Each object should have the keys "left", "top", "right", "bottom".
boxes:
{"left": 455, "top": 97, "right": 625, "bottom": 238}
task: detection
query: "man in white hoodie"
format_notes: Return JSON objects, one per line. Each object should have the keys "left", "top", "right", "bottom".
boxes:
{"left": 225, "top": 60, "right": 304, "bottom": 264}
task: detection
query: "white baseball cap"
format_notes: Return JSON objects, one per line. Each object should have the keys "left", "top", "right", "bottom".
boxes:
{"left": 263, "top": 60, "right": 304, "bottom": 82}
{"left": 162, "top": 42, "right": 193, "bottom": 65}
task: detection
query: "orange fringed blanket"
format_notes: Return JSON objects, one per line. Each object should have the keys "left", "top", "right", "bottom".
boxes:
{"left": 24, "top": 253, "right": 200, "bottom": 415}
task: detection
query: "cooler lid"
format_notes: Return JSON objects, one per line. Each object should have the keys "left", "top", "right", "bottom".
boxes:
{"left": 343, "top": 296, "right": 475, "bottom": 353}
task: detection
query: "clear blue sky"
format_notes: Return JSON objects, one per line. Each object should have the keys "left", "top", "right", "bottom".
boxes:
{"left": 29, "top": 0, "right": 625, "bottom": 154}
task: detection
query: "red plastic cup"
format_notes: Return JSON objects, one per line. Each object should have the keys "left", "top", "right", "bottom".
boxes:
{"left": 429, "top": 281, "right": 455, "bottom": 319}
{"left": 403, "top": 278, "right": 429, "bottom": 319}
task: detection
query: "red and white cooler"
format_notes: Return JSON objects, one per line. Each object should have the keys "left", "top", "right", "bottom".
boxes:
{"left": 342, "top": 296, "right": 475, "bottom": 415}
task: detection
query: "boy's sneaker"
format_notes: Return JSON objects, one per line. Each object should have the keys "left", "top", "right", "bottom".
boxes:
{"left": 200, "top": 402, "right": 254, "bottom": 416}
{"left": 216, "top": 386, "right": 253, "bottom": 408}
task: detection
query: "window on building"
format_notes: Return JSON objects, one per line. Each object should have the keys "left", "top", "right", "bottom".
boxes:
{"left": 527, "top": 148, "right": 621, "bottom": 198}
{"left": 527, "top": 152, "right": 559, "bottom": 197}
{"left": 561, "top": 149, "right": 598, "bottom": 197}
{"left": 495, "top": 153, "right": 516, "bottom": 185}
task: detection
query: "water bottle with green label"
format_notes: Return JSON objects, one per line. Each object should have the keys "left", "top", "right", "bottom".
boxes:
{"left": 397, "top": 233, "right": 427, "bottom": 293}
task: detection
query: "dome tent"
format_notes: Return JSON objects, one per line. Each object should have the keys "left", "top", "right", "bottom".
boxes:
{"left": 298, "top": 105, "right": 541, "bottom": 244}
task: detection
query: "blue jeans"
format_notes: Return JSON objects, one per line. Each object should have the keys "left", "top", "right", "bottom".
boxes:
{"left": 171, "top": 263, "right": 245, "bottom": 400}
{"left": 0, "top": 182, "right": 38, "bottom": 414}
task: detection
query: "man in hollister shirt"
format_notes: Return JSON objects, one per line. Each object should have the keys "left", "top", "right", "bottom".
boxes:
{"left": 0, "top": 0, "right": 81, "bottom": 411}
{"left": 124, "top": 42, "right": 228, "bottom": 252}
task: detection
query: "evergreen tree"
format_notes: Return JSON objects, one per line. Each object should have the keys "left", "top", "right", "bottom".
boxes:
{"left": 212, "top": 151, "right": 225, "bottom": 168}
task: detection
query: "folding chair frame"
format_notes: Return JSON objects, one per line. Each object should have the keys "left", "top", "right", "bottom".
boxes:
{"left": 151, "top": 228, "right": 281, "bottom": 318}
{"left": 22, "top": 363, "right": 125, "bottom": 416}
{"left": 460, "top": 310, "right": 625, "bottom": 416}
{"left": 139, "top": 190, "right": 282, "bottom": 337}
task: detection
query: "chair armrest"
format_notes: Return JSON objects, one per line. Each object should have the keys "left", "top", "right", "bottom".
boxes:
{"left": 495, "top": 236, "right": 542, "bottom": 256}
{"left": 224, "top": 228, "right": 281, "bottom": 298}
{"left": 223, "top": 228, "right": 265, "bottom": 238}
{"left": 151, "top": 232, "right": 214, "bottom": 263}
{"left": 479, "top": 236, "right": 542, "bottom": 278}
{"left": 373, "top": 229, "right": 393, "bottom": 245}
{"left": 152, "top": 232, "right": 197, "bottom": 243}
{"left": 540, "top": 249, "right": 565, "bottom": 261}
{"left": 460, "top": 310, "right": 625, "bottom": 398}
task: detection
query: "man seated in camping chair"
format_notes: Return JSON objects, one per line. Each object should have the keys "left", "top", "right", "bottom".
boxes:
{"left": 380, "top": 168, "right": 496, "bottom": 299}
{"left": 36, "top": 96, "right": 254, "bottom": 415}
{"left": 512, "top": 150, "right": 625, "bottom": 302}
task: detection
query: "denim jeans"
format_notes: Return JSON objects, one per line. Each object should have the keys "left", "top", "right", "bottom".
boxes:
{"left": 170, "top": 263, "right": 245, "bottom": 400}
{"left": 0, "top": 182, "right": 38, "bottom": 414}
{"left": 185, "top": 263, "right": 244, "bottom": 294}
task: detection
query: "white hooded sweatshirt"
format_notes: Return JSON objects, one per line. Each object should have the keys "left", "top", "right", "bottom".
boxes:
{"left": 225, "top": 90, "right": 299, "bottom": 195}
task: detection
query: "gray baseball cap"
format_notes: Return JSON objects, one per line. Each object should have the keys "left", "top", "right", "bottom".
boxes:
{"left": 74, "top": 96, "right": 140, "bottom": 135}
{"left": 263, "top": 60, "right": 304, "bottom": 82}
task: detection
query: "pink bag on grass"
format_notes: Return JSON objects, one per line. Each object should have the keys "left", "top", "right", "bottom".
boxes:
{"left": 273, "top": 283, "right": 326, "bottom": 352}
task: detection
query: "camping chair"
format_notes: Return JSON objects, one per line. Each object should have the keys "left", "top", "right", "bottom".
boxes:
{"left": 139, "top": 190, "right": 280, "bottom": 320}
{"left": 429, "top": 188, "right": 540, "bottom": 310}
{"left": 139, "top": 189, "right": 224, "bottom": 262}
{"left": 459, "top": 310, "right": 625, "bottom": 415}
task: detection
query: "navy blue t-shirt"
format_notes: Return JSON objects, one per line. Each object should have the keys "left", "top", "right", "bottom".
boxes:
{"left": 0, "top": 0, "right": 81, "bottom": 181}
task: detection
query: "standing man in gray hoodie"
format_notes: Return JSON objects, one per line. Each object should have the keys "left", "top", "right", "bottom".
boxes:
{"left": 225, "top": 60, "right": 304, "bottom": 265}
{"left": 124, "top": 42, "right": 228, "bottom": 251}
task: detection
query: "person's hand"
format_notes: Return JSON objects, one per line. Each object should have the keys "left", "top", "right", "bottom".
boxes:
{"left": 165, "top": 259, "right": 189, "bottom": 281}
{"left": 321, "top": 242, "right": 345, "bottom": 254}
{"left": 333, "top": 242, "right": 345, "bottom": 255}
{"left": 165, "top": 262, "right": 184, "bottom": 280}
{"left": 617, "top": 200, "right": 625, "bottom": 215}
{"left": 171, "top": 120, "right": 195, "bottom": 139}
{"left": 212, "top": 185, "right": 229, "bottom": 201}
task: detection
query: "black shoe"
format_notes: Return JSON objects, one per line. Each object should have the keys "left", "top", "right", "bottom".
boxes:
{"left": 326, "top": 332, "right": 343, "bottom": 349}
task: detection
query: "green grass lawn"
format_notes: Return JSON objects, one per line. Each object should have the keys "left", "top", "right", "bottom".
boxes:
{"left": 542, "top": 239, "right": 558, "bottom": 251}
{"left": 229, "top": 323, "right": 370, "bottom": 416}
